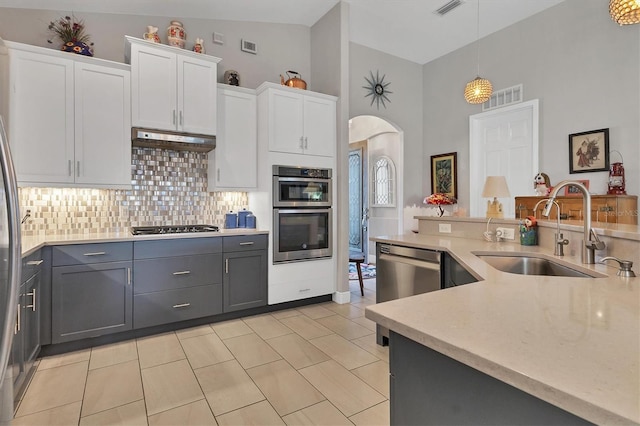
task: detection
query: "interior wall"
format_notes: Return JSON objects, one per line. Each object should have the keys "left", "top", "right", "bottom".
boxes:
{"left": 423, "top": 0, "right": 640, "bottom": 214}
{"left": 311, "top": 2, "right": 350, "bottom": 298}
{"left": 0, "top": 7, "right": 311, "bottom": 89}
{"left": 349, "top": 42, "right": 423, "bottom": 206}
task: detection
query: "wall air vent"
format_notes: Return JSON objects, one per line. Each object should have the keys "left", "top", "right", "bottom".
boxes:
{"left": 434, "top": 0, "right": 464, "bottom": 16}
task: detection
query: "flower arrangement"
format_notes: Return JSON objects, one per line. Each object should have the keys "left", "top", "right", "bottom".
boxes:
{"left": 423, "top": 193, "right": 457, "bottom": 217}
{"left": 47, "top": 14, "right": 94, "bottom": 56}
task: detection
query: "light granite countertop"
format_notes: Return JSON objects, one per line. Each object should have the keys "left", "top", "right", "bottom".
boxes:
{"left": 365, "top": 233, "right": 639, "bottom": 425}
{"left": 21, "top": 228, "right": 269, "bottom": 257}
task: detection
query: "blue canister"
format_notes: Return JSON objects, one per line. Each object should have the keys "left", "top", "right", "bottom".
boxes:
{"left": 225, "top": 211, "right": 238, "bottom": 229}
{"left": 238, "top": 209, "right": 252, "bottom": 228}
{"left": 246, "top": 214, "right": 256, "bottom": 229}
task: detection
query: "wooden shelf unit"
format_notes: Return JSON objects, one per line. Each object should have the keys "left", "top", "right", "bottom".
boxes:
{"left": 515, "top": 195, "right": 637, "bottom": 225}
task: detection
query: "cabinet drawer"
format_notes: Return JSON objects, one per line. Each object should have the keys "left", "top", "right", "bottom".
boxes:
{"left": 133, "top": 284, "right": 222, "bottom": 329}
{"left": 134, "top": 253, "right": 222, "bottom": 293}
{"left": 52, "top": 242, "right": 133, "bottom": 266}
{"left": 134, "top": 237, "right": 222, "bottom": 259}
{"left": 22, "top": 249, "right": 43, "bottom": 281}
{"left": 223, "top": 235, "right": 267, "bottom": 253}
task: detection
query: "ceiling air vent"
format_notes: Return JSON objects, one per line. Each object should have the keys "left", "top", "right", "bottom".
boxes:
{"left": 434, "top": 0, "right": 464, "bottom": 16}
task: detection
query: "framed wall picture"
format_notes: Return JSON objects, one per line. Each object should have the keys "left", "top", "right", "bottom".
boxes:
{"left": 569, "top": 128, "right": 610, "bottom": 173}
{"left": 430, "top": 152, "right": 457, "bottom": 199}
{"left": 564, "top": 179, "right": 589, "bottom": 196}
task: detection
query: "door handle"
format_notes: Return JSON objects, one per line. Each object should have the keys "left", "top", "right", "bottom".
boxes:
{"left": 225, "top": 258, "right": 229, "bottom": 274}
{"left": 26, "top": 260, "right": 44, "bottom": 266}
{"left": 172, "top": 270, "right": 191, "bottom": 275}
{"left": 173, "top": 303, "right": 191, "bottom": 308}
{"left": 179, "top": 110, "right": 183, "bottom": 126}
{"left": 173, "top": 110, "right": 177, "bottom": 125}
{"left": 83, "top": 252, "right": 106, "bottom": 256}
{"left": 239, "top": 242, "right": 254, "bottom": 246}
{"left": 127, "top": 267, "right": 131, "bottom": 285}
{"left": 26, "top": 288, "right": 36, "bottom": 311}
{"left": 77, "top": 161, "right": 80, "bottom": 177}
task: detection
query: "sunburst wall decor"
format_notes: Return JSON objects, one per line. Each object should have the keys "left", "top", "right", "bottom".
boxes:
{"left": 363, "top": 70, "right": 392, "bottom": 109}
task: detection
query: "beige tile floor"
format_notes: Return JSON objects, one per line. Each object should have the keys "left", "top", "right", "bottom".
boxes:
{"left": 13, "top": 278, "right": 389, "bottom": 426}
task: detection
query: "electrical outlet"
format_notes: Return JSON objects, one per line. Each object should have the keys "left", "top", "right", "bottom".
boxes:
{"left": 439, "top": 223, "right": 451, "bottom": 233}
{"left": 497, "top": 227, "right": 515, "bottom": 240}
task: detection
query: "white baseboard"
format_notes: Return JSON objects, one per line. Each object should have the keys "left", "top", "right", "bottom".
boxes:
{"left": 332, "top": 291, "right": 351, "bottom": 304}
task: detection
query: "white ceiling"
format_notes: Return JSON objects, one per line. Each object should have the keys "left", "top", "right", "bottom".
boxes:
{"left": 0, "top": 0, "right": 565, "bottom": 64}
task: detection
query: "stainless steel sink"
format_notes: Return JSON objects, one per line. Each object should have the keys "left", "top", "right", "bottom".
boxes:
{"left": 474, "top": 253, "right": 600, "bottom": 278}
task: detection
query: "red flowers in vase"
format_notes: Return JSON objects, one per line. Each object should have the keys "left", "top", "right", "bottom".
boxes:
{"left": 423, "top": 193, "right": 457, "bottom": 217}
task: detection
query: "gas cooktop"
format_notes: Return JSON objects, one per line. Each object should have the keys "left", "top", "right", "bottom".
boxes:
{"left": 131, "top": 225, "right": 220, "bottom": 235}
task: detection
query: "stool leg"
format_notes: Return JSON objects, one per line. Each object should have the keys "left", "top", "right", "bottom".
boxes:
{"left": 356, "top": 262, "right": 364, "bottom": 296}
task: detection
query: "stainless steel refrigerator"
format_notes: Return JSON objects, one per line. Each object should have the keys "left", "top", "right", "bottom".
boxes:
{"left": 0, "top": 116, "right": 22, "bottom": 424}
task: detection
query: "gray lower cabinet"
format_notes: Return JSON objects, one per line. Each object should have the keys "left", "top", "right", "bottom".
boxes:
{"left": 223, "top": 235, "right": 267, "bottom": 312}
{"left": 133, "top": 238, "right": 223, "bottom": 329}
{"left": 51, "top": 243, "right": 133, "bottom": 344}
{"left": 389, "top": 331, "right": 589, "bottom": 425}
{"left": 9, "top": 249, "right": 43, "bottom": 407}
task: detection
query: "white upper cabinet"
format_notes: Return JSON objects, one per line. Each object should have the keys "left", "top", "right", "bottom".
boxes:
{"left": 257, "top": 83, "right": 337, "bottom": 158}
{"left": 209, "top": 85, "right": 257, "bottom": 191}
{"left": 74, "top": 62, "right": 131, "bottom": 186}
{"left": 1, "top": 41, "right": 131, "bottom": 187}
{"left": 126, "top": 36, "right": 220, "bottom": 136}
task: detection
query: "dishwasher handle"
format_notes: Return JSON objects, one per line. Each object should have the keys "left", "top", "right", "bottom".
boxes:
{"left": 379, "top": 253, "right": 441, "bottom": 272}
{"left": 379, "top": 244, "right": 440, "bottom": 263}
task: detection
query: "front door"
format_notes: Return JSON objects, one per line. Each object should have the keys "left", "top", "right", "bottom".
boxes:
{"left": 469, "top": 100, "right": 539, "bottom": 218}
{"left": 348, "top": 141, "right": 368, "bottom": 258}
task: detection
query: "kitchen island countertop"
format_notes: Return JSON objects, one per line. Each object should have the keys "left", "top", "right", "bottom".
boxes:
{"left": 365, "top": 233, "right": 639, "bottom": 425}
{"left": 21, "top": 228, "right": 269, "bottom": 257}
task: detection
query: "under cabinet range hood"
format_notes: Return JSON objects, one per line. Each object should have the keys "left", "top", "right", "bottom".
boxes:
{"left": 131, "top": 128, "right": 216, "bottom": 153}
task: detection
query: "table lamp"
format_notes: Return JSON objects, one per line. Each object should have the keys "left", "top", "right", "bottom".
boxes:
{"left": 482, "top": 176, "right": 510, "bottom": 218}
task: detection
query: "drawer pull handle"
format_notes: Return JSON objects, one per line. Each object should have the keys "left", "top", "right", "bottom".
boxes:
{"left": 26, "top": 260, "right": 44, "bottom": 266}
{"left": 173, "top": 303, "right": 191, "bottom": 308}
{"left": 84, "top": 252, "right": 106, "bottom": 256}
{"left": 299, "top": 288, "right": 311, "bottom": 292}
{"left": 173, "top": 270, "right": 191, "bottom": 275}
{"left": 26, "top": 288, "right": 36, "bottom": 311}
{"left": 239, "top": 242, "right": 254, "bottom": 246}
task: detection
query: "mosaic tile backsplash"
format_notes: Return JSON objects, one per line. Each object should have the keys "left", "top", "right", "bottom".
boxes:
{"left": 19, "top": 147, "right": 249, "bottom": 236}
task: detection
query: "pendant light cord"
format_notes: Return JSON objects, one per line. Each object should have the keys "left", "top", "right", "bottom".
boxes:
{"left": 476, "top": 0, "right": 481, "bottom": 77}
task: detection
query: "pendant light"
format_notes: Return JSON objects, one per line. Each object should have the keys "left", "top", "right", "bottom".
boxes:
{"left": 610, "top": 0, "right": 640, "bottom": 25}
{"left": 464, "top": 0, "right": 493, "bottom": 104}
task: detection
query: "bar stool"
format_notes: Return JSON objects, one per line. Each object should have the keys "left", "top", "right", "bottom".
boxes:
{"left": 349, "top": 250, "right": 365, "bottom": 296}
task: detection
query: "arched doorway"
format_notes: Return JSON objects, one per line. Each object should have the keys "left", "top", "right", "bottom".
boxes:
{"left": 349, "top": 115, "right": 404, "bottom": 263}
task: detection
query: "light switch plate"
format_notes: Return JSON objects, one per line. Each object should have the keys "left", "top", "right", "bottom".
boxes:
{"left": 439, "top": 223, "right": 451, "bottom": 233}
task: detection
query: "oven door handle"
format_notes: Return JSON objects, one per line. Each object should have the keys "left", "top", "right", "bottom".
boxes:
{"left": 275, "top": 208, "right": 332, "bottom": 215}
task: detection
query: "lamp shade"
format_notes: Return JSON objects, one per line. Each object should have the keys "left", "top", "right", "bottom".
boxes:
{"left": 610, "top": 0, "right": 640, "bottom": 25}
{"left": 481, "top": 176, "right": 511, "bottom": 198}
{"left": 464, "top": 77, "right": 493, "bottom": 104}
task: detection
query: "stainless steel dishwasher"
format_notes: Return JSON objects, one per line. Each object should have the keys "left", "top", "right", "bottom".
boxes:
{"left": 376, "top": 243, "right": 442, "bottom": 346}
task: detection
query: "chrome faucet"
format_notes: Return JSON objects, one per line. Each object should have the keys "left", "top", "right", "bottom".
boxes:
{"left": 542, "top": 180, "right": 605, "bottom": 263}
{"left": 534, "top": 199, "right": 569, "bottom": 256}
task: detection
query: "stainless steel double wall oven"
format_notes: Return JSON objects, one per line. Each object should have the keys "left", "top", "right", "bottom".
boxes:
{"left": 272, "top": 165, "right": 333, "bottom": 263}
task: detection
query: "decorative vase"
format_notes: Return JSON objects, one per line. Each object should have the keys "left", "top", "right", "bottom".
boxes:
{"left": 167, "top": 20, "right": 186, "bottom": 49}
{"left": 193, "top": 37, "right": 205, "bottom": 54}
{"left": 61, "top": 41, "right": 93, "bottom": 57}
{"left": 143, "top": 26, "right": 161, "bottom": 43}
